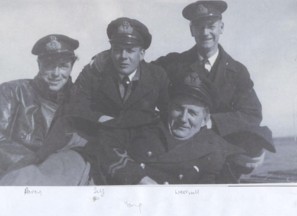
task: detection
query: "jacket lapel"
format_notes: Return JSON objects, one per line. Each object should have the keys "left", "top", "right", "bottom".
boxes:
{"left": 213, "top": 46, "right": 237, "bottom": 102}
{"left": 98, "top": 65, "right": 123, "bottom": 108}
{"left": 123, "top": 62, "right": 154, "bottom": 108}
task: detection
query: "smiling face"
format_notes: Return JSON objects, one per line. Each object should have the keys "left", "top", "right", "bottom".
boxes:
{"left": 190, "top": 18, "right": 224, "bottom": 57}
{"left": 168, "top": 96, "right": 209, "bottom": 140}
{"left": 37, "top": 57, "right": 74, "bottom": 92}
{"left": 110, "top": 45, "right": 145, "bottom": 76}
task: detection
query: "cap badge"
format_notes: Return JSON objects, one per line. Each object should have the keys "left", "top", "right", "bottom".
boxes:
{"left": 196, "top": 4, "right": 208, "bottom": 15}
{"left": 46, "top": 35, "right": 61, "bottom": 51}
{"left": 118, "top": 20, "right": 133, "bottom": 34}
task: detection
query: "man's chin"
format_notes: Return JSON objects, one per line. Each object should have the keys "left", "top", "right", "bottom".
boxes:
{"left": 171, "top": 130, "right": 190, "bottom": 140}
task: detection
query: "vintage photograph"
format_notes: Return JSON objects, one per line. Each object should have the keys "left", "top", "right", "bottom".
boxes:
{"left": 0, "top": 0, "right": 296, "bottom": 186}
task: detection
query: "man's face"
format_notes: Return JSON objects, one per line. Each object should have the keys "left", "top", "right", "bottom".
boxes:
{"left": 190, "top": 19, "right": 224, "bottom": 55}
{"left": 111, "top": 45, "right": 145, "bottom": 76}
{"left": 38, "top": 58, "right": 73, "bottom": 92}
{"left": 168, "top": 96, "right": 209, "bottom": 140}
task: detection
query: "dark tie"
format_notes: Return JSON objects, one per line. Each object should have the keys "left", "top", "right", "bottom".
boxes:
{"left": 120, "top": 76, "right": 131, "bottom": 99}
{"left": 203, "top": 58, "right": 211, "bottom": 72}
{"left": 198, "top": 58, "right": 210, "bottom": 80}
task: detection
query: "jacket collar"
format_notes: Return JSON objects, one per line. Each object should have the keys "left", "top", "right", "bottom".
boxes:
{"left": 99, "top": 61, "right": 156, "bottom": 108}
{"left": 187, "top": 44, "right": 238, "bottom": 73}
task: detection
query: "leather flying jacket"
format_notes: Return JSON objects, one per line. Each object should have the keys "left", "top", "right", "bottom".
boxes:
{"left": 0, "top": 76, "right": 72, "bottom": 173}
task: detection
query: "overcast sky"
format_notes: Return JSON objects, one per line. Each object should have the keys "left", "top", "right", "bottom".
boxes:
{"left": 0, "top": 0, "right": 296, "bottom": 137}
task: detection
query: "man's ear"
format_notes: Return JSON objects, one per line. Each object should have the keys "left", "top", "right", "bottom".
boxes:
{"left": 37, "top": 58, "right": 42, "bottom": 72}
{"left": 201, "top": 115, "right": 209, "bottom": 127}
{"left": 219, "top": 21, "right": 224, "bottom": 34}
{"left": 190, "top": 23, "right": 195, "bottom": 37}
{"left": 139, "top": 48, "right": 146, "bottom": 61}
{"left": 201, "top": 108, "right": 211, "bottom": 127}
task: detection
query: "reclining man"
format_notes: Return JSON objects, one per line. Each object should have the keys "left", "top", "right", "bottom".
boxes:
{"left": 0, "top": 34, "right": 90, "bottom": 185}
{"left": 98, "top": 78, "right": 274, "bottom": 184}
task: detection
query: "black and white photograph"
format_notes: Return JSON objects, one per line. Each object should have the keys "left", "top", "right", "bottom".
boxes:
{"left": 0, "top": 0, "right": 297, "bottom": 215}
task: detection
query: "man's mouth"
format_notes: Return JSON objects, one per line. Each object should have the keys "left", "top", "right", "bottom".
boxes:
{"left": 201, "top": 37, "right": 212, "bottom": 42}
{"left": 48, "top": 79, "right": 62, "bottom": 85}
{"left": 119, "top": 63, "right": 129, "bottom": 68}
{"left": 174, "top": 123, "right": 190, "bottom": 130}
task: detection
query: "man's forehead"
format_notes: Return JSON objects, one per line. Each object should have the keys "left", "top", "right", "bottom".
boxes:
{"left": 111, "top": 44, "right": 142, "bottom": 50}
{"left": 39, "top": 55, "right": 73, "bottom": 65}
{"left": 191, "top": 18, "right": 221, "bottom": 26}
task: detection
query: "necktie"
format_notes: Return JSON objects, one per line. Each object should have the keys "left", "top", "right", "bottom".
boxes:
{"left": 197, "top": 58, "right": 210, "bottom": 80}
{"left": 120, "top": 76, "right": 131, "bottom": 99}
{"left": 203, "top": 58, "right": 211, "bottom": 72}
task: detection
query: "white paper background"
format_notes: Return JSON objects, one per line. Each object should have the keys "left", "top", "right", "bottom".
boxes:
{"left": 1, "top": 185, "right": 297, "bottom": 216}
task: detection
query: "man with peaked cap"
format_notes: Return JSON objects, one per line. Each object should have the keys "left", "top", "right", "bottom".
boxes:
{"left": 152, "top": 0, "right": 268, "bottom": 182}
{"left": 98, "top": 77, "right": 274, "bottom": 184}
{"left": 28, "top": 17, "right": 169, "bottom": 184}
{"left": 71, "top": 17, "right": 169, "bottom": 126}
{"left": 0, "top": 34, "right": 91, "bottom": 185}
{"left": 85, "top": 1, "right": 272, "bottom": 183}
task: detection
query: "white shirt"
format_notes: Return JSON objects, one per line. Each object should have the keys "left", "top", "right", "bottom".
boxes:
{"left": 198, "top": 49, "right": 219, "bottom": 72}
{"left": 119, "top": 69, "right": 137, "bottom": 81}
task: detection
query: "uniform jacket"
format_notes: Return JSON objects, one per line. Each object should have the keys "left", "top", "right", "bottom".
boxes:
{"left": 64, "top": 51, "right": 169, "bottom": 129}
{"left": 36, "top": 52, "right": 169, "bottom": 163}
{"left": 98, "top": 125, "right": 245, "bottom": 185}
{"left": 0, "top": 77, "right": 72, "bottom": 174}
{"left": 153, "top": 45, "right": 263, "bottom": 137}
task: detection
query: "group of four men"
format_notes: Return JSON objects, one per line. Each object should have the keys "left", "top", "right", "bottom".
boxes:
{"left": 0, "top": 0, "right": 274, "bottom": 185}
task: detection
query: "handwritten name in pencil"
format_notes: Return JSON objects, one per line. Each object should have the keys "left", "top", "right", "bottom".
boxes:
{"left": 24, "top": 187, "right": 42, "bottom": 195}
{"left": 175, "top": 189, "right": 199, "bottom": 196}
{"left": 124, "top": 201, "right": 142, "bottom": 214}
{"left": 92, "top": 187, "right": 105, "bottom": 202}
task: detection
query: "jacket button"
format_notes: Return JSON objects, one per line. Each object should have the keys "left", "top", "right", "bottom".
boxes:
{"left": 147, "top": 151, "right": 152, "bottom": 157}
{"left": 140, "top": 163, "right": 145, "bottom": 169}
{"left": 178, "top": 174, "right": 184, "bottom": 180}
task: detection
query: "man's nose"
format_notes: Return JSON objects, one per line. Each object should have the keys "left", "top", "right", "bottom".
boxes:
{"left": 51, "top": 67, "right": 61, "bottom": 77}
{"left": 120, "top": 50, "right": 128, "bottom": 59}
{"left": 201, "top": 27, "right": 210, "bottom": 35}
{"left": 179, "top": 110, "right": 188, "bottom": 122}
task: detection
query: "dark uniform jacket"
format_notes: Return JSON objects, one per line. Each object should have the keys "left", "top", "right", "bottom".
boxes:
{"left": 0, "top": 77, "right": 72, "bottom": 174}
{"left": 36, "top": 52, "right": 169, "bottom": 163}
{"left": 99, "top": 124, "right": 245, "bottom": 185}
{"left": 153, "top": 45, "right": 263, "bottom": 137}
{"left": 65, "top": 52, "right": 169, "bottom": 129}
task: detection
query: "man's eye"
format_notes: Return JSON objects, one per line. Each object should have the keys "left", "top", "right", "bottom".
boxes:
{"left": 126, "top": 49, "right": 135, "bottom": 53}
{"left": 59, "top": 64, "right": 69, "bottom": 68}
{"left": 189, "top": 110, "right": 198, "bottom": 116}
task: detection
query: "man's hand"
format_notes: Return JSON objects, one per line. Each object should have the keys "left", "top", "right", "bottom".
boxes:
{"left": 98, "top": 115, "right": 115, "bottom": 123}
{"left": 138, "top": 176, "right": 158, "bottom": 185}
{"left": 230, "top": 150, "right": 265, "bottom": 170}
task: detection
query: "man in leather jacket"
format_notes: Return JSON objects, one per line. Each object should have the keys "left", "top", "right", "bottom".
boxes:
{"left": 0, "top": 34, "right": 90, "bottom": 185}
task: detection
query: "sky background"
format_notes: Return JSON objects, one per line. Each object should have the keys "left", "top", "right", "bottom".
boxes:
{"left": 0, "top": 0, "right": 296, "bottom": 137}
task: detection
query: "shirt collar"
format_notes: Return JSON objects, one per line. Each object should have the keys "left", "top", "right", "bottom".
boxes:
{"left": 198, "top": 49, "right": 219, "bottom": 68}
{"left": 119, "top": 69, "right": 139, "bottom": 82}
